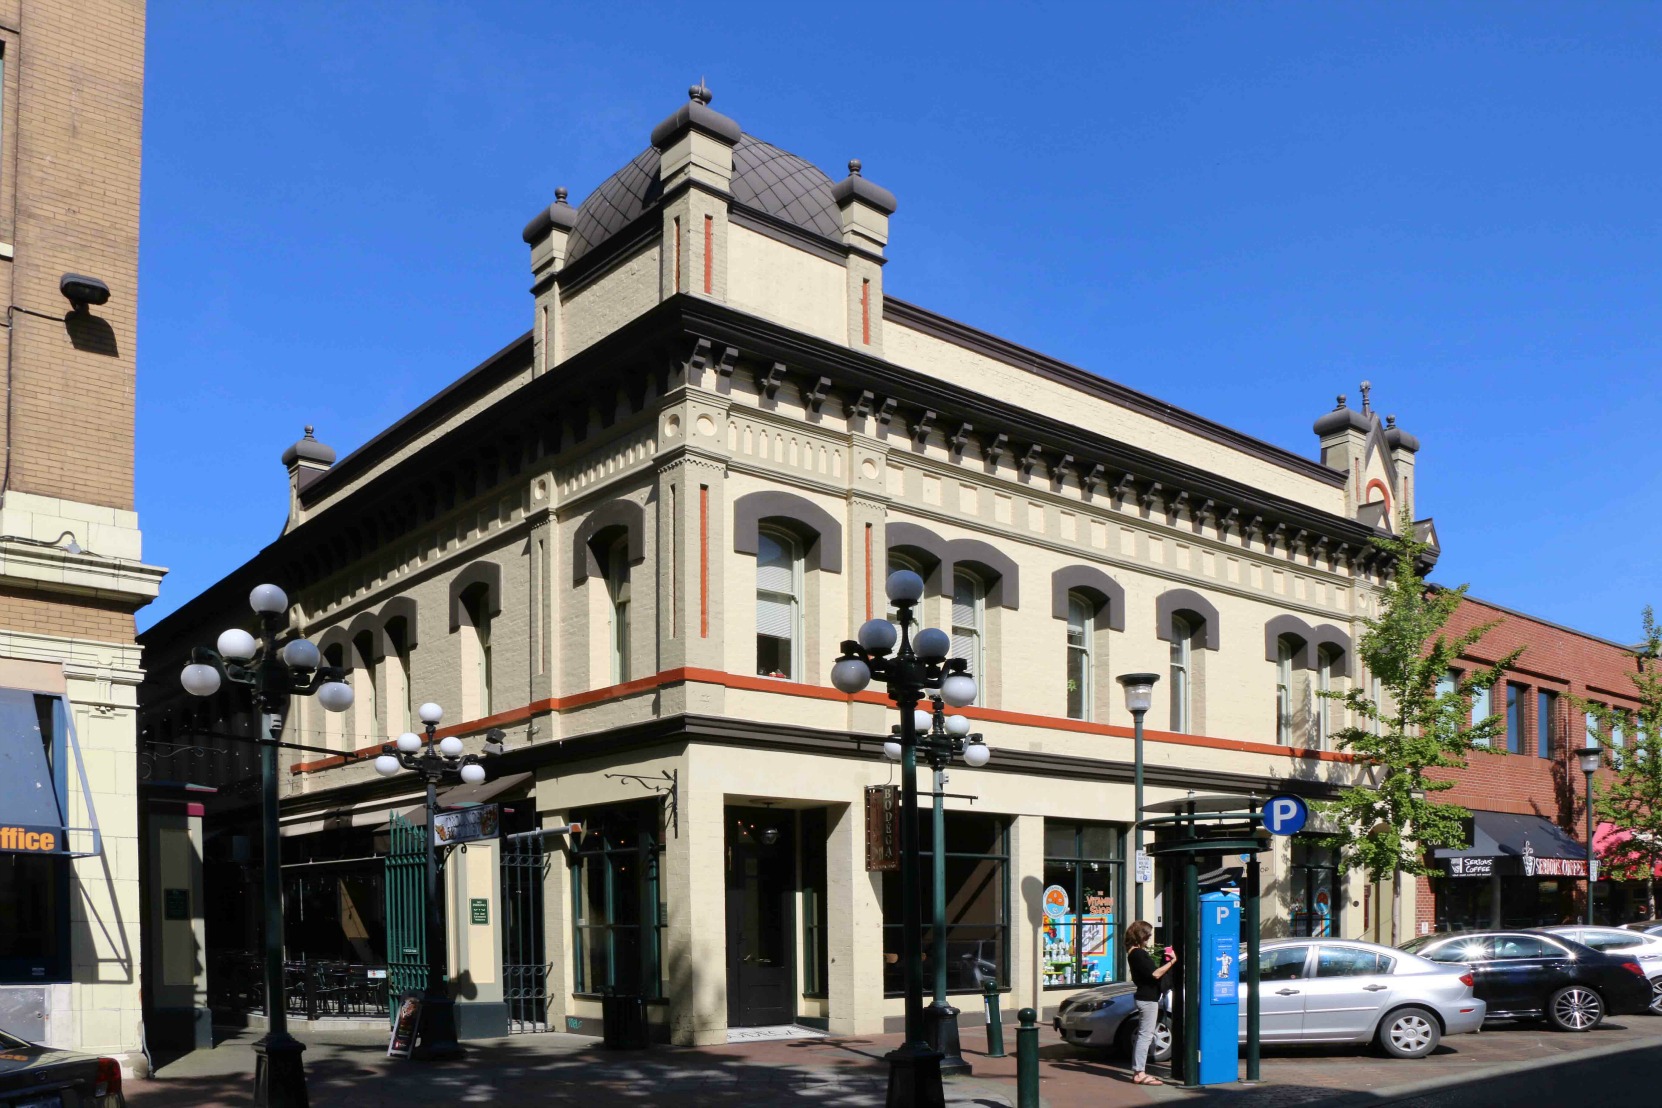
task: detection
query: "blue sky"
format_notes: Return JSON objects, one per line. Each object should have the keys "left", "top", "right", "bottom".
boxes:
{"left": 138, "top": 2, "right": 1660, "bottom": 641}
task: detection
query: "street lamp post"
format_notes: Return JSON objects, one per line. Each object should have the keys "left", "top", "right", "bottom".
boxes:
{"left": 832, "top": 570, "right": 978, "bottom": 1108}
{"left": 892, "top": 697, "right": 990, "bottom": 1076}
{"left": 180, "top": 584, "right": 356, "bottom": 1108}
{"left": 1116, "top": 674, "right": 1159, "bottom": 925}
{"left": 374, "top": 704, "right": 492, "bottom": 1060}
{"left": 1576, "top": 745, "right": 1602, "bottom": 926}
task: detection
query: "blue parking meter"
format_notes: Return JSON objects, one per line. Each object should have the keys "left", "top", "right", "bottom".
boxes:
{"left": 1197, "top": 892, "right": 1240, "bottom": 1085}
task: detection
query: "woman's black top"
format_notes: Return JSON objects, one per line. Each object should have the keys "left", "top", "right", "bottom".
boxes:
{"left": 1128, "top": 947, "right": 1162, "bottom": 1002}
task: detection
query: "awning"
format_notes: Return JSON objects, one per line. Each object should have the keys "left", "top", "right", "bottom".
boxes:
{"left": 380, "top": 771, "right": 534, "bottom": 829}
{"left": 1435, "top": 811, "right": 1590, "bottom": 878}
{"left": 1593, "top": 821, "right": 1662, "bottom": 879}
{"left": 0, "top": 688, "right": 101, "bottom": 857}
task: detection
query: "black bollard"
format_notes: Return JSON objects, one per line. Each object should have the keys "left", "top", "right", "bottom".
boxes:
{"left": 1016, "top": 1007, "right": 1039, "bottom": 1108}
{"left": 983, "top": 980, "right": 1005, "bottom": 1058}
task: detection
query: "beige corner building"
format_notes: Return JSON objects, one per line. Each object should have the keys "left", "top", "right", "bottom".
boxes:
{"left": 140, "top": 87, "right": 1430, "bottom": 1048}
{"left": 0, "top": 0, "right": 161, "bottom": 1069}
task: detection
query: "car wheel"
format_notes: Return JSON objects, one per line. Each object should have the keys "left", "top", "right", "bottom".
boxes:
{"left": 1376, "top": 1006, "right": 1441, "bottom": 1059}
{"left": 1649, "top": 977, "right": 1662, "bottom": 1016}
{"left": 1546, "top": 985, "right": 1604, "bottom": 1032}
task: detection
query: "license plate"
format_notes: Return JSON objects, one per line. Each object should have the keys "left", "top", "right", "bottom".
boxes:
{"left": 15, "top": 1094, "right": 65, "bottom": 1108}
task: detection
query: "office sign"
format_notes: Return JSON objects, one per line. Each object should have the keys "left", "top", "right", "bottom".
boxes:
{"left": 865, "top": 786, "right": 899, "bottom": 872}
{"left": 0, "top": 824, "right": 65, "bottom": 854}
{"left": 432, "top": 803, "right": 500, "bottom": 847}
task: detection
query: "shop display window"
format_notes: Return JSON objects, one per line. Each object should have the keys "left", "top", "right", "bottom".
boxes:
{"left": 881, "top": 812, "right": 1007, "bottom": 995}
{"left": 1040, "top": 820, "right": 1124, "bottom": 988}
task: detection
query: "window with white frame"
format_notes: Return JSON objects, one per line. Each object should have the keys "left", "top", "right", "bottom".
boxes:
{"left": 605, "top": 536, "right": 632, "bottom": 684}
{"left": 1611, "top": 712, "right": 1627, "bottom": 768}
{"left": 1471, "top": 683, "right": 1492, "bottom": 745}
{"left": 459, "top": 584, "right": 493, "bottom": 718}
{"left": 1275, "top": 636, "right": 1297, "bottom": 744}
{"left": 1066, "top": 593, "right": 1093, "bottom": 721}
{"left": 352, "top": 630, "right": 378, "bottom": 747}
{"left": 951, "top": 571, "right": 985, "bottom": 705}
{"left": 1170, "top": 615, "right": 1192, "bottom": 734}
{"left": 756, "top": 527, "right": 802, "bottom": 680}
{"left": 384, "top": 618, "right": 412, "bottom": 736}
{"left": 1316, "top": 647, "right": 1339, "bottom": 748}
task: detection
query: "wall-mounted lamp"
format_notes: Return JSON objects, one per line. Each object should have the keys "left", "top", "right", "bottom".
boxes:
{"left": 59, "top": 273, "right": 111, "bottom": 311}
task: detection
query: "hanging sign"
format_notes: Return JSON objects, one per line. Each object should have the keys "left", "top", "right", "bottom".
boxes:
{"left": 432, "top": 803, "right": 501, "bottom": 847}
{"left": 1042, "top": 885, "right": 1071, "bottom": 921}
{"left": 865, "top": 786, "right": 899, "bottom": 872}
{"left": 1262, "top": 795, "right": 1310, "bottom": 836}
{"left": 387, "top": 993, "right": 423, "bottom": 1058}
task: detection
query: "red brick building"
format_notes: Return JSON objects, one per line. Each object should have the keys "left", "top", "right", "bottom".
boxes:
{"left": 1417, "top": 595, "right": 1648, "bottom": 935}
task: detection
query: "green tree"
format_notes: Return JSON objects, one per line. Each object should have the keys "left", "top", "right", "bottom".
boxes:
{"left": 1317, "top": 510, "right": 1520, "bottom": 945}
{"left": 1579, "top": 608, "right": 1662, "bottom": 919}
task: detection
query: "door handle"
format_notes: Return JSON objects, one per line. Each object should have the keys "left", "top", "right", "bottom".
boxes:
{"left": 1363, "top": 984, "right": 1388, "bottom": 992}
{"left": 1275, "top": 988, "right": 1300, "bottom": 995}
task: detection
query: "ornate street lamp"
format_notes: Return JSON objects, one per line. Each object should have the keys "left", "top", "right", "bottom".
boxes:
{"left": 901, "top": 697, "right": 990, "bottom": 1075}
{"left": 1576, "top": 744, "right": 1602, "bottom": 926}
{"left": 1116, "top": 673, "right": 1159, "bottom": 924}
{"left": 832, "top": 569, "right": 977, "bottom": 1108}
{"left": 180, "top": 583, "right": 355, "bottom": 1108}
{"left": 373, "top": 703, "right": 493, "bottom": 1060}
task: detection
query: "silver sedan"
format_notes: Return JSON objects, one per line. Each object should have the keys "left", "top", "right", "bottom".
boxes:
{"left": 1055, "top": 938, "right": 1485, "bottom": 1061}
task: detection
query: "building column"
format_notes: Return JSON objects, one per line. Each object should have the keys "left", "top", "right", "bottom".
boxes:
{"left": 665, "top": 748, "right": 727, "bottom": 1045}
{"left": 826, "top": 800, "right": 882, "bottom": 1035}
{"left": 1009, "top": 814, "right": 1046, "bottom": 1017}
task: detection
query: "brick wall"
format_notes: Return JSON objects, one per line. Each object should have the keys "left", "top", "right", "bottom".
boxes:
{"left": 0, "top": 585, "right": 135, "bottom": 641}
{"left": 0, "top": 0, "right": 145, "bottom": 511}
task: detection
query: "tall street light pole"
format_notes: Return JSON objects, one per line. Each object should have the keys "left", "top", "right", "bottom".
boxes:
{"left": 888, "top": 696, "right": 990, "bottom": 1076}
{"left": 374, "top": 704, "right": 494, "bottom": 1060}
{"left": 832, "top": 570, "right": 979, "bottom": 1108}
{"left": 180, "top": 583, "right": 356, "bottom": 1108}
{"left": 1117, "top": 674, "right": 1159, "bottom": 926}
{"left": 1576, "top": 745, "right": 1602, "bottom": 926}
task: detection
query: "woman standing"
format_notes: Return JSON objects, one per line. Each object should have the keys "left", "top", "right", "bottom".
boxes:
{"left": 1124, "top": 920, "right": 1176, "bottom": 1085}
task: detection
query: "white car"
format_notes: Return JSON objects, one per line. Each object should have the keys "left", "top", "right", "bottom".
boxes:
{"left": 1540, "top": 925, "right": 1662, "bottom": 1014}
{"left": 1054, "top": 938, "right": 1486, "bottom": 1061}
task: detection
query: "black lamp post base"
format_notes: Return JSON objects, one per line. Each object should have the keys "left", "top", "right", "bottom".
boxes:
{"left": 412, "top": 995, "right": 465, "bottom": 1061}
{"left": 885, "top": 1040, "right": 946, "bottom": 1107}
{"left": 924, "top": 1002, "right": 970, "bottom": 1075}
{"left": 252, "top": 1031, "right": 308, "bottom": 1108}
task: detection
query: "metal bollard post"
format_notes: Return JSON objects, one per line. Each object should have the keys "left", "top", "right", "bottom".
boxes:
{"left": 983, "top": 980, "right": 1006, "bottom": 1058}
{"left": 1016, "top": 1007, "right": 1040, "bottom": 1108}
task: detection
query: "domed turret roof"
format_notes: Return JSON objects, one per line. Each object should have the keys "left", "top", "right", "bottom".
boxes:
{"left": 566, "top": 134, "right": 842, "bottom": 264}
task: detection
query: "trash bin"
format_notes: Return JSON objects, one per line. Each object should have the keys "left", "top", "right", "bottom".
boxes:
{"left": 600, "top": 988, "right": 649, "bottom": 1049}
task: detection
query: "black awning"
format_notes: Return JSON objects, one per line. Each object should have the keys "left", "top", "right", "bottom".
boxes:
{"left": 1434, "top": 811, "right": 1590, "bottom": 878}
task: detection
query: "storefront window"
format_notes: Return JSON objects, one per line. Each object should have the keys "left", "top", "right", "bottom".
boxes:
{"left": 1041, "top": 821, "right": 1124, "bottom": 988}
{"left": 882, "top": 812, "right": 1007, "bottom": 995}
{"left": 1289, "top": 840, "right": 1340, "bottom": 937}
{"left": 1, "top": 691, "right": 70, "bottom": 984}
{"left": 570, "top": 803, "right": 663, "bottom": 996}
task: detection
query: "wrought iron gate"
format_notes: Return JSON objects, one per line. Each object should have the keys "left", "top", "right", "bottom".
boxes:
{"left": 385, "top": 813, "right": 427, "bottom": 1019}
{"left": 501, "top": 830, "right": 551, "bottom": 1033}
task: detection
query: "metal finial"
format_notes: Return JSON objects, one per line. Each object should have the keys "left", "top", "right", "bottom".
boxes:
{"left": 304, "top": 425, "right": 315, "bottom": 438}
{"left": 848, "top": 158, "right": 862, "bottom": 176}
{"left": 689, "top": 81, "right": 712, "bottom": 105}
{"left": 1334, "top": 394, "right": 1346, "bottom": 409}
{"left": 1386, "top": 414, "right": 1397, "bottom": 428}
{"left": 555, "top": 187, "right": 568, "bottom": 204}
{"left": 1359, "top": 380, "right": 1372, "bottom": 413}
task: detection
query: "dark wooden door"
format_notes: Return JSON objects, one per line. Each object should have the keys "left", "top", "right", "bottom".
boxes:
{"left": 726, "top": 807, "right": 795, "bottom": 1027}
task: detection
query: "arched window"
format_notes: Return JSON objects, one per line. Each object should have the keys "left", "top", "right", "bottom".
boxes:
{"left": 352, "top": 630, "right": 378, "bottom": 748}
{"left": 604, "top": 535, "right": 632, "bottom": 684}
{"left": 1170, "top": 616, "right": 1192, "bottom": 734}
{"left": 756, "top": 526, "right": 802, "bottom": 680}
{"left": 952, "top": 570, "right": 985, "bottom": 705}
{"left": 1066, "top": 593, "right": 1093, "bottom": 721}
{"left": 460, "top": 582, "right": 493, "bottom": 718}
{"left": 1275, "top": 636, "right": 1296, "bottom": 744}
{"left": 384, "top": 617, "right": 412, "bottom": 736}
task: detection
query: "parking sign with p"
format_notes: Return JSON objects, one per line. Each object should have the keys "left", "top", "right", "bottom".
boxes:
{"left": 1263, "top": 794, "right": 1308, "bottom": 836}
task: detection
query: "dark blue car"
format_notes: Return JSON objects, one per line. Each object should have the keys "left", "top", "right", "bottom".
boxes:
{"left": 1400, "top": 930, "right": 1651, "bottom": 1031}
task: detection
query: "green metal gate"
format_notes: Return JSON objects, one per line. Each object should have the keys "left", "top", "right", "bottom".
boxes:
{"left": 385, "top": 813, "right": 428, "bottom": 1020}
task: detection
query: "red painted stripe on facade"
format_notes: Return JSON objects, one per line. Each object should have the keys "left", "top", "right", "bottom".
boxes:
{"left": 703, "top": 215, "right": 713, "bottom": 294}
{"left": 861, "top": 279, "right": 870, "bottom": 344}
{"left": 864, "top": 523, "right": 873, "bottom": 621}
{"left": 699, "top": 484, "right": 710, "bottom": 637}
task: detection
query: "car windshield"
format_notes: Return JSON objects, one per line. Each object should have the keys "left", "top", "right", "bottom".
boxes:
{"left": 0, "top": 1028, "right": 27, "bottom": 1050}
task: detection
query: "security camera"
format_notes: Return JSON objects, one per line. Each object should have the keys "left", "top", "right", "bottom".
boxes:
{"left": 59, "top": 273, "right": 110, "bottom": 310}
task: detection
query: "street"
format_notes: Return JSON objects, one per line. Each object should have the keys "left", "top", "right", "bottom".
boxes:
{"left": 125, "top": 1016, "right": 1662, "bottom": 1107}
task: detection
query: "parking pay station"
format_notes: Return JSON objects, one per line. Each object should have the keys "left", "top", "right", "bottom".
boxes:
{"left": 1198, "top": 891, "right": 1240, "bottom": 1085}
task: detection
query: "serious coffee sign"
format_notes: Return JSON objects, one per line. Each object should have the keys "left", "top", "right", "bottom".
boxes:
{"left": 0, "top": 825, "right": 65, "bottom": 853}
{"left": 865, "top": 786, "right": 899, "bottom": 872}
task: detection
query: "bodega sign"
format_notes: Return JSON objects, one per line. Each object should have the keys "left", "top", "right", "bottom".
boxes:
{"left": 0, "top": 824, "right": 65, "bottom": 854}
